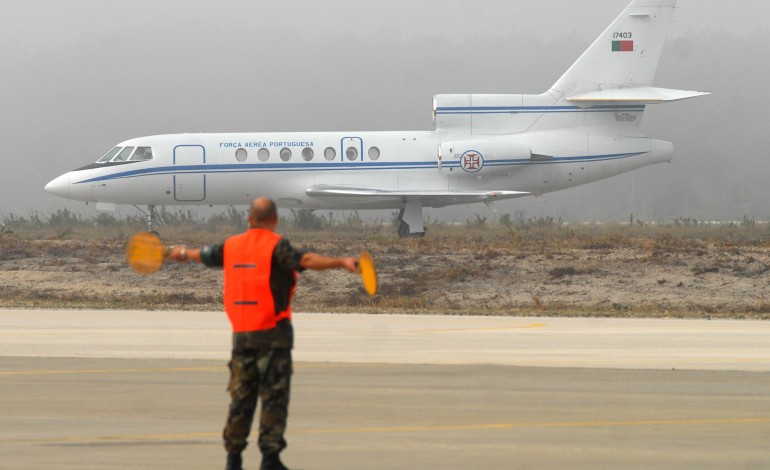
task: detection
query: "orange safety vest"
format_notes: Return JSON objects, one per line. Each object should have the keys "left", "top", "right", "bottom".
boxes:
{"left": 223, "top": 229, "right": 295, "bottom": 333}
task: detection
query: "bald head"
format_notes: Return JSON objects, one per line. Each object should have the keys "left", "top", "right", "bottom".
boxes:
{"left": 248, "top": 197, "right": 278, "bottom": 229}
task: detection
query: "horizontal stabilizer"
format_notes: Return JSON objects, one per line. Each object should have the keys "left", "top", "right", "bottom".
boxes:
{"left": 306, "top": 185, "right": 529, "bottom": 208}
{"left": 568, "top": 87, "right": 710, "bottom": 105}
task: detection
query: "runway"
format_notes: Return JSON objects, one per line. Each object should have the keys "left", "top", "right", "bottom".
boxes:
{"left": 1, "top": 310, "right": 769, "bottom": 469}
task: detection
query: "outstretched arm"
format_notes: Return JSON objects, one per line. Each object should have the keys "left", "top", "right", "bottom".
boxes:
{"left": 300, "top": 253, "right": 358, "bottom": 273}
{"left": 168, "top": 244, "right": 357, "bottom": 272}
{"left": 168, "top": 241, "right": 356, "bottom": 272}
{"left": 168, "top": 246, "right": 202, "bottom": 264}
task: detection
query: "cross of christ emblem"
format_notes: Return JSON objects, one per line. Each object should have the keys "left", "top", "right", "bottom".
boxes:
{"left": 461, "top": 151, "right": 483, "bottom": 172}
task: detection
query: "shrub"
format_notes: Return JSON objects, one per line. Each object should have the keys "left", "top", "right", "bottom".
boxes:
{"left": 291, "top": 209, "right": 324, "bottom": 231}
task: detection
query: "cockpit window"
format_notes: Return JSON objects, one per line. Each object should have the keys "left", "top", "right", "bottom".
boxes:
{"left": 97, "top": 146, "right": 122, "bottom": 163}
{"left": 129, "top": 147, "right": 153, "bottom": 161}
{"left": 113, "top": 146, "right": 135, "bottom": 162}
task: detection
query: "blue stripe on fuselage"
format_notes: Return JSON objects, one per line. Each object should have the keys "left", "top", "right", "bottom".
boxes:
{"left": 73, "top": 152, "right": 648, "bottom": 184}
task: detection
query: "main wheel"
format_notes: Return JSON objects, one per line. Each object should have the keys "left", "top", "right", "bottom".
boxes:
{"left": 397, "top": 221, "right": 410, "bottom": 238}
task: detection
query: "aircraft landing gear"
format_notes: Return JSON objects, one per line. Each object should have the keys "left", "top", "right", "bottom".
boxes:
{"left": 133, "top": 204, "right": 165, "bottom": 234}
{"left": 396, "top": 201, "right": 426, "bottom": 238}
{"left": 397, "top": 220, "right": 409, "bottom": 238}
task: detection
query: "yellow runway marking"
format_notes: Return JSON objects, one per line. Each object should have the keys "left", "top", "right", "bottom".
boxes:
{"left": 0, "top": 366, "right": 222, "bottom": 377}
{"left": 406, "top": 323, "right": 546, "bottom": 334}
{"left": 299, "top": 417, "right": 770, "bottom": 434}
{"left": 0, "top": 433, "right": 220, "bottom": 445}
{"left": 2, "top": 418, "right": 768, "bottom": 445}
{"left": 0, "top": 363, "right": 368, "bottom": 377}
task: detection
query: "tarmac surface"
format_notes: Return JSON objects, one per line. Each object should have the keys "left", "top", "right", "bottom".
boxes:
{"left": 1, "top": 310, "right": 769, "bottom": 469}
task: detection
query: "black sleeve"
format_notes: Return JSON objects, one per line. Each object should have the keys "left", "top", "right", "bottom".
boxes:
{"left": 200, "top": 243, "right": 225, "bottom": 268}
{"left": 273, "top": 239, "right": 306, "bottom": 273}
{"left": 270, "top": 239, "right": 306, "bottom": 313}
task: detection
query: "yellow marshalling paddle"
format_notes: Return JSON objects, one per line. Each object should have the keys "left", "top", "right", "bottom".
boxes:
{"left": 125, "top": 232, "right": 168, "bottom": 275}
{"left": 358, "top": 251, "right": 378, "bottom": 296}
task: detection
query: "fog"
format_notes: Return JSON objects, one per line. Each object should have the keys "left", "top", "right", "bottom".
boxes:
{"left": 2, "top": 0, "right": 769, "bottom": 223}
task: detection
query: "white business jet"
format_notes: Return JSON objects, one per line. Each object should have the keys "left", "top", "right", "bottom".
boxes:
{"left": 45, "top": 0, "right": 707, "bottom": 237}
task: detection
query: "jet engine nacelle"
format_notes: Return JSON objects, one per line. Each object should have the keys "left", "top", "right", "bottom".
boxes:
{"left": 438, "top": 140, "right": 531, "bottom": 172}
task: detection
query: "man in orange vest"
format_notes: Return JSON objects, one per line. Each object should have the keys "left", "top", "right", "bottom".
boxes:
{"left": 168, "top": 197, "right": 358, "bottom": 470}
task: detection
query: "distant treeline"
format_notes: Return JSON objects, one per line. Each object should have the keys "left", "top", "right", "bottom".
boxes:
{"left": 2, "top": 207, "right": 767, "bottom": 238}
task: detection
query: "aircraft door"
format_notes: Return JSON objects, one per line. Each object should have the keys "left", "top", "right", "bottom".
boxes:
{"left": 173, "top": 145, "right": 206, "bottom": 202}
{"left": 340, "top": 137, "right": 364, "bottom": 161}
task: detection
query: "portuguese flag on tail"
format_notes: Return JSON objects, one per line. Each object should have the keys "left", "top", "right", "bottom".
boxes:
{"left": 612, "top": 40, "right": 634, "bottom": 52}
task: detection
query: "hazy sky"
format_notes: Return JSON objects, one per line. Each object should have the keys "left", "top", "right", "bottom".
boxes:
{"left": 2, "top": 0, "right": 768, "bottom": 221}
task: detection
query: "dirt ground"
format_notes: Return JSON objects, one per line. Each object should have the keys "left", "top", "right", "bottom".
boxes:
{"left": 1, "top": 226, "right": 770, "bottom": 319}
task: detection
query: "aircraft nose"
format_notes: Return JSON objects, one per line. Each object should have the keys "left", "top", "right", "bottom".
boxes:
{"left": 44, "top": 173, "right": 71, "bottom": 199}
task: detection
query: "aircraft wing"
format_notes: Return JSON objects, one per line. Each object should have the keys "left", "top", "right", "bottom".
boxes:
{"left": 306, "top": 185, "right": 530, "bottom": 208}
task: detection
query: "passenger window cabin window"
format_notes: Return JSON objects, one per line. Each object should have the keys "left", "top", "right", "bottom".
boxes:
{"left": 113, "top": 146, "right": 135, "bottom": 162}
{"left": 130, "top": 147, "right": 154, "bottom": 161}
{"left": 280, "top": 147, "right": 292, "bottom": 161}
{"left": 98, "top": 146, "right": 122, "bottom": 163}
{"left": 345, "top": 146, "right": 358, "bottom": 161}
{"left": 301, "top": 147, "right": 314, "bottom": 161}
{"left": 235, "top": 148, "right": 247, "bottom": 162}
{"left": 368, "top": 146, "right": 380, "bottom": 160}
{"left": 324, "top": 147, "right": 336, "bottom": 161}
{"left": 258, "top": 148, "right": 269, "bottom": 162}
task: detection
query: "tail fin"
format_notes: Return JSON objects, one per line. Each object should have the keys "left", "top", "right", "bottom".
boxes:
{"left": 433, "top": 0, "right": 708, "bottom": 135}
{"left": 550, "top": 0, "right": 677, "bottom": 99}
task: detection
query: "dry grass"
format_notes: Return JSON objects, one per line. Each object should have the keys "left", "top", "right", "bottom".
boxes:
{"left": 1, "top": 219, "right": 769, "bottom": 318}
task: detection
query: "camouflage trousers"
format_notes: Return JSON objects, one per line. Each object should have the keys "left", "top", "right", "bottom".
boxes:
{"left": 223, "top": 347, "right": 292, "bottom": 456}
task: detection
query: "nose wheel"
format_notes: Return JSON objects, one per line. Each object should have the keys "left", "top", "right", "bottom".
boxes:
{"left": 133, "top": 204, "right": 165, "bottom": 234}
